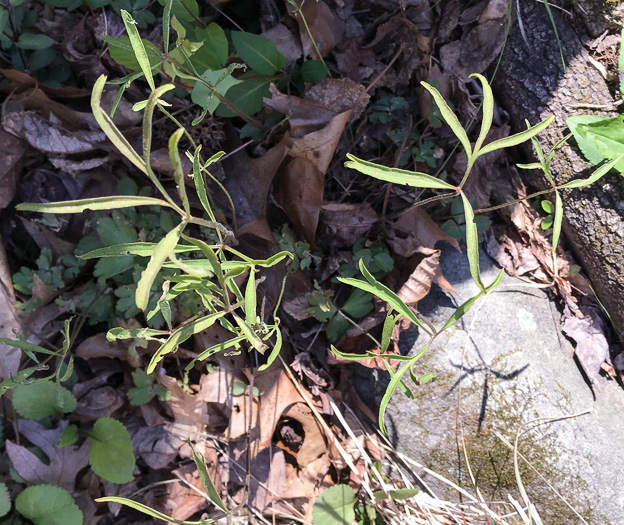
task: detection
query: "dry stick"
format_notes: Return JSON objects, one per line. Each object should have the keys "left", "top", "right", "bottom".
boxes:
{"left": 277, "top": 355, "right": 376, "bottom": 501}
{"left": 365, "top": 43, "right": 406, "bottom": 94}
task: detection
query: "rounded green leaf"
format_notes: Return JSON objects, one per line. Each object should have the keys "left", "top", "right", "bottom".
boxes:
{"left": 13, "top": 382, "right": 77, "bottom": 420}
{"left": 214, "top": 77, "right": 272, "bottom": 117}
{"left": 89, "top": 418, "right": 135, "bottom": 484}
{"left": 312, "top": 485, "right": 357, "bottom": 525}
{"left": 16, "top": 33, "right": 54, "bottom": 50}
{"left": 0, "top": 482, "right": 10, "bottom": 518}
{"left": 57, "top": 424, "right": 79, "bottom": 447}
{"left": 231, "top": 31, "right": 285, "bottom": 75}
{"left": 15, "top": 485, "right": 82, "bottom": 525}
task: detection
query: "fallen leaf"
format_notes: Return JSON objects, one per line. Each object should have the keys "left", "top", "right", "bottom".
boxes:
{"left": 7, "top": 420, "right": 90, "bottom": 490}
{"left": 563, "top": 306, "right": 609, "bottom": 385}
{"left": 0, "top": 129, "right": 27, "bottom": 209}
{"left": 126, "top": 419, "right": 183, "bottom": 470}
{"left": 319, "top": 202, "right": 378, "bottom": 246}
{"left": 274, "top": 111, "right": 351, "bottom": 244}
{"left": 75, "top": 333, "right": 129, "bottom": 361}
{"left": 73, "top": 375, "right": 125, "bottom": 419}
{"left": 304, "top": 78, "right": 369, "bottom": 120}
{"left": 281, "top": 403, "right": 327, "bottom": 467}
{"left": 390, "top": 206, "right": 461, "bottom": 256}
{"left": 167, "top": 463, "right": 211, "bottom": 522}
{"left": 398, "top": 247, "right": 455, "bottom": 306}
{"left": 287, "top": 0, "right": 343, "bottom": 59}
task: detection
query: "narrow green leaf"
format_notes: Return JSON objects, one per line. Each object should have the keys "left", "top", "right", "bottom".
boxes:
{"left": 373, "top": 488, "right": 419, "bottom": 500}
{"left": 344, "top": 153, "right": 457, "bottom": 190}
{"left": 330, "top": 345, "right": 413, "bottom": 362}
{"left": 478, "top": 116, "right": 554, "bottom": 156}
{"left": 107, "top": 327, "right": 169, "bottom": 341}
{"left": 460, "top": 192, "right": 485, "bottom": 293}
{"left": 551, "top": 191, "right": 563, "bottom": 252}
{"left": 231, "top": 31, "right": 285, "bottom": 75}
{"left": 186, "top": 336, "right": 245, "bottom": 371}
{"left": 103, "top": 35, "right": 162, "bottom": 71}
{"left": 470, "top": 73, "right": 493, "bottom": 154}
{"left": 169, "top": 128, "right": 190, "bottom": 215}
{"left": 142, "top": 84, "right": 179, "bottom": 208}
{"left": 191, "top": 444, "right": 228, "bottom": 512}
{"left": 258, "top": 325, "right": 282, "bottom": 372}
{"left": 80, "top": 242, "right": 197, "bottom": 259}
{"left": 559, "top": 152, "right": 624, "bottom": 188}
{"left": 136, "top": 222, "right": 186, "bottom": 311}
{"left": 18, "top": 196, "right": 171, "bottom": 215}
{"left": 147, "top": 311, "right": 227, "bottom": 373}
{"left": 96, "top": 496, "right": 223, "bottom": 524}
{"left": 439, "top": 269, "right": 504, "bottom": 332}
{"left": 244, "top": 267, "right": 257, "bottom": 325}
{"left": 380, "top": 311, "right": 398, "bottom": 353}
{"left": 337, "top": 261, "right": 425, "bottom": 331}
{"left": 516, "top": 162, "right": 543, "bottom": 170}
{"left": 192, "top": 146, "right": 215, "bottom": 219}
{"left": 619, "top": 27, "right": 624, "bottom": 99}
{"left": 163, "top": 0, "right": 173, "bottom": 51}
{"left": 233, "top": 314, "right": 267, "bottom": 353}
{"left": 91, "top": 75, "right": 147, "bottom": 174}
{"left": 121, "top": 9, "right": 156, "bottom": 90}
{"left": 222, "top": 247, "right": 293, "bottom": 268}
{"left": 542, "top": 0, "right": 566, "bottom": 73}
{"left": 421, "top": 81, "right": 472, "bottom": 158}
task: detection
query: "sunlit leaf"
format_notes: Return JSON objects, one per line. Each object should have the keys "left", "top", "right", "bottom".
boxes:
{"left": 136, "top": 222, "right": 186, "bottom": 311}
{"left": 17, "top": 196, "right": 171, "bottom": 214}
{"left": 121, "top": 10, "right": 156, "bottom": 90}
{"left": 421, "top": 81, "right": 472, "bottom": 158}
{"left": 551, "top": 191, "right": 563, "bottom": 252}
{"left": 478, "top": 116, "right": 554, "bottom": 156}
{"left": 344, "top": 154, "right": 456, "bottom": 190}
{"left": 460, "top": 192, "right": 485, "bottom": 293}
{"left": 470, "top": 73, "right": 493, "bottom": 154}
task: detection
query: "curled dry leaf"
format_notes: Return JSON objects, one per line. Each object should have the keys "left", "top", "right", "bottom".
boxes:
{"left": 305, "top": 78, "right": 369, "bottom": 120}
{"left": 126, "top": 419, "right": 182, "bottom": 470}
{"left": 73, "top": 375, "right": 125, "bottom": 418}
{"left": 398, "top": 247, "right": 456, "bottom": 307}
{"left": 281, "top": 403, "right": 327, "bottom": 467}
{"left": 7, "top": 420, "right": 90, "bottom": 490}
{"left": 390, "top": 206, "right": 460, "bottom": 257}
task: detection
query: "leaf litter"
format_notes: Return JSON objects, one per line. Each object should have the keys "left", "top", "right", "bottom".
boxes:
{"left": 1, "top": 1, "right": 619, "bottom": 523}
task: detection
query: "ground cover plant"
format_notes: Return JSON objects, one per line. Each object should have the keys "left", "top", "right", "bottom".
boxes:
{"left": 1, "top": 1, "right": 623, "bottom": 524}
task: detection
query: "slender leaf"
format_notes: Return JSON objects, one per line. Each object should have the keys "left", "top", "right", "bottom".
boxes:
{"left": 542, "top": 0, "right": 566, "bottom": 73}
{"left": 551, "top": 191, "right": 563, "bottom": 252}
{"left": 620, "top": 27, "right": 624, "bottom": 99}
{"left": 258, "top": 325, "right": 282, "bottom": 371}
{"left": 380, "top": 311, "right": 398, "bottom": 353}
{"left": 80, "top": 242, "right": 197, "bottom": 259}
{"left": 163, "top": 0, "right": 173, "bottom": 51}
{"left": 169, "top": 128, "right": 190, "bottom": 215}
{"left": 439, "top": 269, "right": 504, "bottom": 332}
{"left": 185, "top": 336, "right": 245, "bottom": 371}
{"left": 470, "top": 73, "right": 493, "bottom": 154}
{"left": 338, "top": 260, "right": 425, "bottom": 331}
{"left": 559, "top": 152, "right": 624, "bottom": 188}
{"left": 344, "top": 153, "right": 457, "bottom": 190}
{"left": 17, "top": 196, "right": 172, "bottom": 214}
{"left": 136, "top": 222, "right": 186, "bottom": 311}
{"left": 192, "top": 146, "right": 215, "bottom": 219}
{"left": 244, "top": 267, "right": 257, "bottom": 325}
{"left": 330, "top": 345, "right": 413, "bottom": 362}
{"left": 460, "top": 192, "right": 485, "bottom": 292}
{"left": 191, "top": 444, "right": 228, "bottom": 512}
{"left": 147, "top": 311, "right": 227, "bottom": 373}
{"left": 421, "top": 81, "right": 472, "bottom": 158}
{"left": 478, "top": 116, "right": 554, "bottom": 156}
{"left": 96, "top": 496, "right": 223, "bottom": 524}
{"left": 91, "top": 75, "right": 147, "bottom": 173}
{"left": 121, "top": 10, "right": 156, "bottom": 90}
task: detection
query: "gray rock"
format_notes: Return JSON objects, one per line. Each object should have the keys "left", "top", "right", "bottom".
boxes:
{"left": 374, "top": 245, "right": 623, "bottom": 524}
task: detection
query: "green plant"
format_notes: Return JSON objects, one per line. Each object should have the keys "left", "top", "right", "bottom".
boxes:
{"left": 441, "top": 194, "right": 492, "bottom": 240}
{"left": 566, "top": 28, "right": 624, "bottom": 173}
{"left": 127, "top": 368, "right": 171, "bottom": 405}
{"left": 335, "top": 74, "right": 623, "bottom": 435}
{"left": 275, "top": 224, "right": 320, "bottom": 271}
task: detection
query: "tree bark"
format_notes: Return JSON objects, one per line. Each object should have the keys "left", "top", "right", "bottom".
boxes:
{"left": 492, "top": 1, "right": 624, "bottom": 339}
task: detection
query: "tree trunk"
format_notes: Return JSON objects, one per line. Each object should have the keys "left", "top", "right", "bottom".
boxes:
{"left": 492, "top": 1, "right": 624, "bottom": 340}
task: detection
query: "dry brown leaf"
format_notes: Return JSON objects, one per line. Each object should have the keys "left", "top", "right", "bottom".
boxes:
{"left": 73, "top": 375, "right": 125, "bottom": 419}
{"left": 274, "top": 111, "right": 351, "bottom": 244}
{"left": 398, "top": 247, "right": 452, "bottom": 307}
{"left": 0, "top": 129, "right": 27, "bottom": 209}
{"left": 7, "top": 420, "right": 90, "bottom": 490}
{"left": 391, "top": 206, "right": 461, "bottom": 255}
{"left": 304, "top": 78, "right": 369, "bottom": 120}
{"left": 282, "top": 403, "right": 327, "bottom": 467}
{"left": 287, "top": 0, "right": 342, "bottom": 59}
{"left": 75, "top": 333, "right": 129, "bottom": 361}
{"left": 334, "top": 39, "right": 376, "bottom": 82}
{"left": 563, "top": 306, "right": 610, "bottom": 385}
{"left": 166, "top": 462, "right": 212, "bottom": 522}
{"left": 319, "top": 202, "right": 378, "bottom": 246}
{"left": 223, "top": 134, "right": 290, "bottom": 228}
{"left": 264, "top": 85, "right": 338, "bottom": 137}
{"left": 126, "top": 420, "right": 182, "bottom": 470}
{"left": 0, "top": 282, "right": 23, "bottom": 381}
{"left": 262, "top": 23, "right": 303, "bottom": 66}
